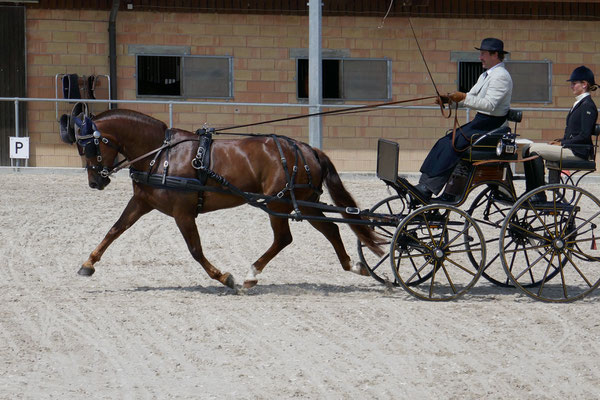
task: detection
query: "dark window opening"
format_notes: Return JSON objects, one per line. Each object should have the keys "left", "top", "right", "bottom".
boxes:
{"left": 137, "top": 55, "right": 181, "bottom": 96}
{"left": 297, "top": 57, "right": 390, "bottom": 101}
{"left": 458, "top": 61, "right": 483, "bottom": 93}
{"left": 297, "top": 59, "right": 341, "bottom": 99}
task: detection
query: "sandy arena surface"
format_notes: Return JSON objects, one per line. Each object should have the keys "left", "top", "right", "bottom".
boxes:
{"left": 1, "top": 170, "right": 600, "bottom": 399}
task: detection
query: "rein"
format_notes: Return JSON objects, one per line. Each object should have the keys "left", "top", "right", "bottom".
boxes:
{"left": 214, "top": 95, "right": 439, "bottom": 132}
{"left": 105, "top": 138, "right": 201, "bottom": 177}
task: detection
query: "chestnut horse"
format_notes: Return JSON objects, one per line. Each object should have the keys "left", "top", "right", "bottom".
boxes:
{"left": 65, "top": 108, "right": 383, "bottom": 289}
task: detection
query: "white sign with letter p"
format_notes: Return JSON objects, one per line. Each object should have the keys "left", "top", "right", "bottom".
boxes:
{"left": 10, "top": 137, "right": 30, "bottom": 159}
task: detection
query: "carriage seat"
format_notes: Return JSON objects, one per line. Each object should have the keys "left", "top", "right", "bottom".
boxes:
{"left": 545, "top": 124, "right": 600, "bottom": 172}
{"left": 462, "top": 126, "right": 515, "bottom": 162}
{"left": 461, "top": 109, "right": 522, "bottom": 163}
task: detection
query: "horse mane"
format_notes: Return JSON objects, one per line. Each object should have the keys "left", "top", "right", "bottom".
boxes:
{"left": 93, "top": 108, "right": 168, "bottom": 131}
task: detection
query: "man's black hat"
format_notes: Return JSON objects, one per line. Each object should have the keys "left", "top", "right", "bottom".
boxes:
{"left": 567, "top": 65, "right": 596, "bottom": 86}
{"left": 475, "top": 38, "right": 508, "bottom": 54}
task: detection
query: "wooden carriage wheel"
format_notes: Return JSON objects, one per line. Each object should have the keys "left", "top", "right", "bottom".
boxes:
{"left": 499, "top": 184, "right": 600, "bottom": 302}
{"left": 390, "top": 204, "right": 486, "bottom": 301}
{"left": 357, "top": 195, "right": 409, "bottom": 286}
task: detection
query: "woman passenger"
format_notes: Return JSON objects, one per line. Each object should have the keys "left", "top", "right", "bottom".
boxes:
{"left": 522, "top": 65, "right": 598, "bottom": 201}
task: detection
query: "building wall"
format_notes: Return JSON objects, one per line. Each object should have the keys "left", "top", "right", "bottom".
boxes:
{"left": 25, "top": 9, "right": 600, "bottom": 171}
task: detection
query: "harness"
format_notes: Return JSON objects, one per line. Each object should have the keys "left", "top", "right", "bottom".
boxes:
{"left": 191, "top": 128, "right": 214, "bottom": 211}
{"left": 146, "top": 128, "right": 175, "bottom": 185}
{"left": 71, "top": 115, "right": 323, "bottom": 216}
{"left": 72, "top": 115, "right": 124, "bottom": 178}
{"left": 131, "top": 133, "right": 321, "bottom": 216}
{"left": 271, "top": 135, "right": 320, "bottom": 216}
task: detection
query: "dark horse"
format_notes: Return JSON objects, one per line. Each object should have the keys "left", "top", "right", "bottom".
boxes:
{"left": 64, "top": 108, "right": 383, "bottom": 289}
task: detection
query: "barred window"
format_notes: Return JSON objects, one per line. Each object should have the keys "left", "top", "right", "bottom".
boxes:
{"left": 458, "top": 61, "right": 483, "bottom": 93}
{"left": 457, "top": 59, "right": 552, "bottom": 103}
{"left": 137, "top": 55, "right": 233, "bottom": 99}
{"left": 297, "top": 58, "right": 391, "bottom": 101}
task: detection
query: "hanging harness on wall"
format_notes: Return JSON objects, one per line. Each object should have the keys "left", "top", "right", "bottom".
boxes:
{"left": 59, "top": 102, "right": 89, "bottom": 145}
{"left": 62, "top": 74, "right": 82, "bottom": 100}
{"left": 86, "top": 75, "right": 97, "bottom": 100}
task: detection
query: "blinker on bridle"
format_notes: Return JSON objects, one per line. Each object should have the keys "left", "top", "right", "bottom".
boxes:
{"left": 73, "top": 116, "right": 122, "bottom": 178}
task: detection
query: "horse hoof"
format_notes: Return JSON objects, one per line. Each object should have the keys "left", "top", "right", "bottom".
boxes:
{"left": 77, "top": 267, "right": 95, "bottom": 276}
{"left": 223, "top": 273, "right": 236, "bottom": 289}
{"left": 351, "top": 261, "right": 370, "bottom": 276}
{"left": 243, "top": 279, "right": 258, "bottom": 289}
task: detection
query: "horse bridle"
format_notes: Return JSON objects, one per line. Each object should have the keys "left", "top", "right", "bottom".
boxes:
{"left": 73, "top": 117, "right": 125, "bottom": 178}
{"left": 74, "top": 115, "right": 202, "bottom": 179}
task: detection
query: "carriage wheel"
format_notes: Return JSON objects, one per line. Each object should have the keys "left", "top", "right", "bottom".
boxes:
{"left": 390, "top": 205, "right": 486, "bottom": 301}
{"left": 499, "top": 184, "right": 600, "bottom": 302}
{"left": 357, "top": 195, "right": 410, "bottom": 285}
{"left": 466, "top": 184, "right": 516, "bottom": 287}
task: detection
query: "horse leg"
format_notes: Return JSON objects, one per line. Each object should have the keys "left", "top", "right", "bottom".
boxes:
{"left": 78, "top": 197, "right": 151, "bottom": 276}
{"left": 243, "top": 214, "right": 293, "bottom": 288}
{"left": 301, "top": 207, "right": 370, "bottom": 276}
{"left": 174, "top": 215, "right": 235, "bottom": 289}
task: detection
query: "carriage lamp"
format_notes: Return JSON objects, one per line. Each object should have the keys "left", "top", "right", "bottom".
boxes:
{"left": 496, "top": 133, "right": 517, "bottom": 157}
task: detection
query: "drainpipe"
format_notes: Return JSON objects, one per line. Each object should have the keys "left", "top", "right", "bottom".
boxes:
{"left": 109, "top": 0, "right": 120, "bottom": 109}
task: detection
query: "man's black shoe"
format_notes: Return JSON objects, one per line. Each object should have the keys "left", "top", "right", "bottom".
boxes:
{"left": 434, "top": 193, "right": 456, "bottom": 203}
{"left": 413, "top": 183, "right": 433, "bottom": 201}
{"left": 527, "top": 192, "right": 547, "bottom": 203}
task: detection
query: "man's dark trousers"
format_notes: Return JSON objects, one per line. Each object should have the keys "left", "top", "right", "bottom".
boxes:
{"left": 419, "top": 113, "right": 508, "bottom": 194}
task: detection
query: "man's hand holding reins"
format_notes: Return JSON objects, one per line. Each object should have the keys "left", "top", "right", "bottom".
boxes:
{"left": 435, "top": 91, "right": 466, "bottom": 106}
{"left": 448, "top": 91, "right": 466, "bottom": 103}
{"left": 435, "top": 95, "right": 450, "bottom": 106}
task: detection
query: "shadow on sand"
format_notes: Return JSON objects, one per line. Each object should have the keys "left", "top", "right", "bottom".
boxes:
{"left": 86, "top": 280, "right": 600, "bottom": 303}
{"left": 129, "top": 281, "right": 384, "bottom": 297}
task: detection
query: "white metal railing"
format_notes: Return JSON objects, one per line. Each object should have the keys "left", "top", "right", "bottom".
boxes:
{"left": 0, "top": 96, "right": 577, "bottom": 168}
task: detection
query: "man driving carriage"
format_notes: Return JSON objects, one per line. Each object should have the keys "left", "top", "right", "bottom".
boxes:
{"left": 414, "top": 38, "right": 513, "bottom": 201}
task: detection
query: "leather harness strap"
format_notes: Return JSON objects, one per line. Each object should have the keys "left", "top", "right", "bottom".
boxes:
{"left": 271, "top": 135, "right": 322, "bottom": 218}
{"left": 472, "top": 154, "right": 539, "bottom": 166}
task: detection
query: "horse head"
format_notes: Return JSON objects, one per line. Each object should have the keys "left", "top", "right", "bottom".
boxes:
{"left": 59, "top": 108, "right": 168, "bottom": 190}
{"left": 76, "top": 115, "right": 120, "bottom": 190}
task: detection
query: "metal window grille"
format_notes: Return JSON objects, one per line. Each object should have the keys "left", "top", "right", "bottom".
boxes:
{"left": 458, "top": 61, "right": 483, "bottom": 93}
{"left": 297, "top": 58, "right": 390, "bottom": 101}
{"left": 136, "top": 55, "right": 233, "bottom": 99}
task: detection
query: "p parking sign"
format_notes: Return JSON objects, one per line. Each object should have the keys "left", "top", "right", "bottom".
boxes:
{"left": 10, "top": 137, "right": 30, "bottom": 159}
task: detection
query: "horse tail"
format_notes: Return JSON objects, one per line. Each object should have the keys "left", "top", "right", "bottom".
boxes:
{"left": 315, "top": 149, "right": 384, "bottom": 257}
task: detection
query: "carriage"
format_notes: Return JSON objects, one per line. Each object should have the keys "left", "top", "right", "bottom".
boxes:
{"left": 60, "top": 104, "right": 600, "bottom": 303}
{"left": 357, "top": 110, "right": 600, "bottom": 302}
